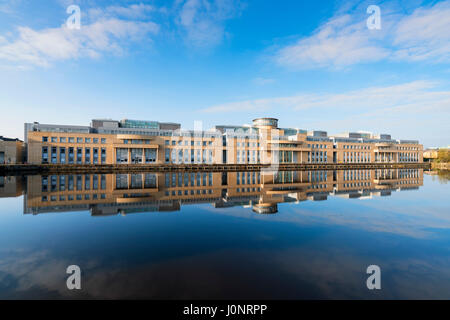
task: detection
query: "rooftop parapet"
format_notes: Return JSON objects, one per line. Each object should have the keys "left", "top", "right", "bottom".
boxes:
{"left": 307, "top": 130, "right": 328, "bottom": 137}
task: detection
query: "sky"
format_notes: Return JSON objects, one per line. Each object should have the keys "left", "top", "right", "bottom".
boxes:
{"left": 0, "top": 0, "right": 449, "bottom": 148}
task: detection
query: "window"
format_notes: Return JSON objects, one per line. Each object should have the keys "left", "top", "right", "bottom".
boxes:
{"left": 101, "top": 148, "right": 106, "bottom": 164}
{"left": 60, "top": 147, "right": 66, "bottom": 163}
{"left": 60, "top": 137, "right": 66, "bottom": 143}
{"left": 85, "top": 148, "right": 91, "bottom": 163}
{"left": 85, "top": 138, "right": 91, "bottom": 143}
{"left": 101, "top": 138, "right": 106, "bottom": 144}
{"left": 51, "top": 147, "right": 57, "bottom": 164}
{"left": 93, "top": 138, "right": 99, "bottom": 144}
{"left": 69, "top": 137, "right": 74, "bottom": 143}
{"left": 42, "top": 147, "right": 48, "bottom": 163}
{"left": 93, "top": 148, "right": 99, "bottom": 164}
{"left": 51, "top": 137, "right": 57, "bottom": 143}
{"left": 85, "top": 175, "right": 90, "bottom": 190}
{"left": 42, "top": 137, "right": 48, "bottom": 142}
{"left": 76, "top": 148, "right": 82, "bottom": 164}
{"left": 165, "top": 149, "right": 170, "bottom": 163}
{"left": 77, "top": 137, "right": 83, "bottom": 143}
{"left": 68, "top": 147, "right": 74, "bottom": 164}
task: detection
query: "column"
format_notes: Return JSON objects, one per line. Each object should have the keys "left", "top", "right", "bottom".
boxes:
{"left": 128, "top": 148, "right": 131, "bottom": 164}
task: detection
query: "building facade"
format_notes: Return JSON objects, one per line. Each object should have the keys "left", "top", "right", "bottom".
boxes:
{"left": 0, "top": 136, "right": 25, "bottom": 164}
{"left": 24, "top": 118, "right": 423, "bottom": 165}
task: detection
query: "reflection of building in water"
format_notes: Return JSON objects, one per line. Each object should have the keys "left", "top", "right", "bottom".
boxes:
{"left": 20, "top": 169, "right": 424, "bottom": 216}
{"left": 0, "top": 176, "right": 24, "bottom": 198}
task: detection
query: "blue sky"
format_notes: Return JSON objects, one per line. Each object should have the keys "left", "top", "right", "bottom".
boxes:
{"left": 0, "top": 0, "right": 449, "bottom": 147}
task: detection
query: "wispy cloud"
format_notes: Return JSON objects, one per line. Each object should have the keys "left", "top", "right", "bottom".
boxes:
{"left": 0, "top": 0, "right": 21, "bottom": 14}
{"left": 275, "top": 0, "right": 450, "bottom": 69}
{"left": 200, "top": 80, "right": 450, "bottom": 144}
{"left": 202, "top": 80, "right": 449, "bottom": 113}
{"left": 0, "top": 4, "right": 159, "bottom": 67}
{"left": 175, "top": 0, "right": 244, "bottom": 48}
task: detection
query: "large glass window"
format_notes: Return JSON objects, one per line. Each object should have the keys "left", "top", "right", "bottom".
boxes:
{"left": 145, "top": 149, "right": 157, "bottom": 163}
{"left": 165, "top": 149, "right": 170, "bottom": 163}
{"left": 51, "top": 147, "right": 57, "bottom": 164}
{"left": 68, "top": 147, "right": 74, "bottom": 164}
{"left": 144, "top": 174, "right": 156, "bottom": 188}
{"left": 42, "top": 147, "right": 48, "bottom": 163}
{"left": 101, "top": 148, "right": 106, "bottom": 163}
{"left": 93, "top": 148, "right": 98, "bottom": 164}
{"left": 85, "top": 148, "right": 91, "bottom": 164}
{"left": 131, "top": 174, "right": 142, "bottom": 189}
{"left": 131, "top": 149, "right": 143, "bottom": 163}
{"left": 76, "top": 148, "right": 82, "bottom": 164}
{"left": 116, "top": 148, "right": 128, "bottom": 163}
{"left": 85, "top": 175, "right": 90, "bottom": 190}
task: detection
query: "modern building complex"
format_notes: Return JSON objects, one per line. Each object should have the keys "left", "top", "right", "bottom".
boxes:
{"left": 23, "top": 118, "right": 423, "bottom": 165}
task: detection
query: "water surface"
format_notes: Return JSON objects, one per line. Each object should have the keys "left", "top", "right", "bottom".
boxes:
{"left": 0, "top": 169, "right": 449, "bottom": 299}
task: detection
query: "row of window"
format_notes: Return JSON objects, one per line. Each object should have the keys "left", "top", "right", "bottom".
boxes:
{"left": 344, "top": 170, "right": 371, "bottom": 181}
{"left": 308, "top": 151, "right": 328, "bottom": 163}
{"left": 116, "top": 174, "right": 157, "bottom": 189}
{"left": 342, "top": 145, "right": 371, "bottom": 150}
{"left": 165, "top": 172, "right": 214, "bottom": 187}
{"left": 236, "top": 187, "right": 261, "bottom": 193}
{"left": 236, "top": 142, "right": 260, "bottom": 147}
{"left": 237, "top": 150, "right": 260, "bottom": 164}
{"left": 342, "top": 182, "right": 371, "bottom": 188}
{"left": 236, "top": 172, "right": 261, "bottom": 185}
{"left": 42, "top": 174, "right": 107, "bottom": 192}
{"left": 164, "top": 189, "right": 215, "bottom": 196}
{"left": 308, "top": 144, "right": 329, "bottom": 149}
{"left": 42, "top": 137, "right": 107, "bottom": 144}
{"left": 343, "top": 152, "right": 371, "bottom": 163}
{"left": 399, "top": 146, "right": 420, "bottom": 150}
{"left": 165, "top": 140, "right": 214, "bottom": 146}
{"left": 398, "top": 152, "right": 419, "bottom": 162}
{"left": 122, "top": 139, "right": 153, "bottom": 145}
{"left": 42, "top": 147, "right": 106, "bottom": 164}
{"left": 42, "top": 193, "right": 107, "bottom": 202}
{"left": 164, "top": 149, "right": 214, "bottom": 164}
{"left": 116, "top": 148, "right": 157, "bottom": 164}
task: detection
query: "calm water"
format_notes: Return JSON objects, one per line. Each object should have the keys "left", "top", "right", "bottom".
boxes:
{"left": 0, "top": 169, "right": 449, "bottom": 299}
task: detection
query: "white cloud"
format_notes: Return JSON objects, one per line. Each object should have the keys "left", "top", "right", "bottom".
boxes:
{"left": 0, "top": 4, "right": 159, "bottom": 67}
{"left": 202, "top": 81, "right": 448, "bottom": 113}
{"left": 277, "top": 14, "right": 389, "bottom": 69}
{"left": 392, "top": 1, "right": 450, "bottom": 62}
{"left": 175, "top": 0, "right": 244, "bottom": 48}
{"left": 275, "top": 0, "right": 450, "bottom": 69}
{"left": 0, "top": 0, "right": 21, "bottom": 14}
{"left": 88, "top": 3, "right": 156, "bottom": 21}
{"left": 200, "top": 80, "right": 450, "bottom": 145}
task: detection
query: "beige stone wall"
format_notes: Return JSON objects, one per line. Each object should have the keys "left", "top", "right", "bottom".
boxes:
{"left": 0, "top": 140, "right": 25, "bottom": 164}
{"left": 26, "top": 130, "right": 424, "bottom": 165}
